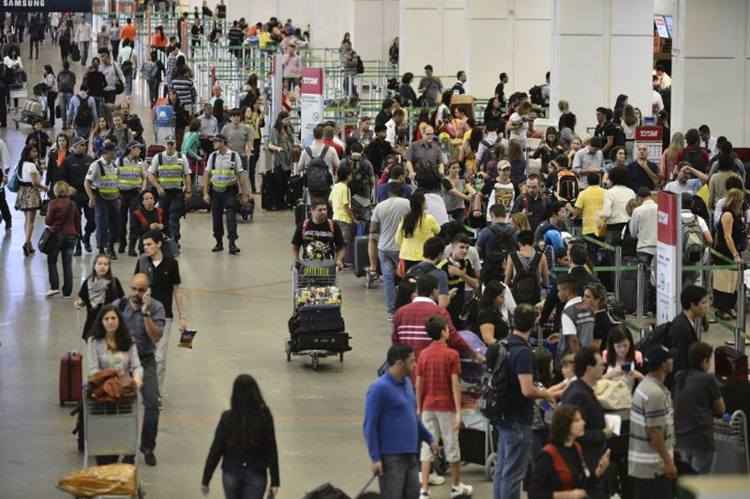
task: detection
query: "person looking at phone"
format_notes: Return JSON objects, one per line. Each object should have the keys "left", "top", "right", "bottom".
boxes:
{"left": 560, "top": 347, "right": 610, "bottom": 498}
{"left": 603, "top": 326, "right": 644, "bottom": 388}
{"left": 113, "top": 273, "right": 165, "bottom": 467}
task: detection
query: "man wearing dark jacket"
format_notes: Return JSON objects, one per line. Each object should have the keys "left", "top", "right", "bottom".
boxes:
{"left": 476, "top": 204, "right": 516, "bottom": 284}
{"left": 510, "top": 174, "right": 549, "bottom": 229}
{"left": 670, "top": 285, "right": 708, "bottom": 374}
{"left": 63, "top": 137, "right": 96, "bottom": 254}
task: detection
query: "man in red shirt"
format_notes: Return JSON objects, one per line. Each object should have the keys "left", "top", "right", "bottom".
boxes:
{"left": 392, "top": 274, "right": 477, "bottom": 362}
{"left": 415, "top": 316, "right": 473, "bottom": 498}
{"left": 120, "top": 18, "right": 137, "bottom": 44}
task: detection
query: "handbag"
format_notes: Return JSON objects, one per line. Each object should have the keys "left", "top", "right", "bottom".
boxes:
{"left": 38, "top": 227, "right": 61, "bottom": 255}
{"left": 594, "top": 378, "right": 632, "bottom": 410}
{"left": 114, "top": 78, "right": 125, "bottom": 95}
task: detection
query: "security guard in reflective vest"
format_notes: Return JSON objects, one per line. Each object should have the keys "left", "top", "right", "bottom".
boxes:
{"left": 147, "top": 136, "right": 191, "bottom": 246}
{"left": 117, "top": 141, "right": 148, "bottom": 256}
{"left": 84, "top": 140, "right": 121, "bottom": 259}
{"left": 202, "top": 134, "right": 250, "bottom": 254}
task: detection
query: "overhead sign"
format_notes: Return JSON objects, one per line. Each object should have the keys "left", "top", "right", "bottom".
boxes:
{"left": 300, "top": 68, "right": 325, "bottom": 148}
{"left": 1, "top": 0, "right": 93, "bottom": 11}
{"left": 656, "top": 191, "right": 682, "bottom": 325}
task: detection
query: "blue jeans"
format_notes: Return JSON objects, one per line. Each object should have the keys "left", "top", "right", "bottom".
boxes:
{"left": 139, "top": 354, "right": 160, "bottom": 452}
{"left": 95, "top": 196, "right": 121, "bottom": 250}
{"left": 378, "top": 454, "right": 419, "bottom": 499}
{"left": 379, "top": 249, "right": 400, "bottom": 314}
{"left": 222, "top": 468, "right": 267, "bottom": 499}
{"left": 494, "top": 420, "right": 532, "bottom": 499}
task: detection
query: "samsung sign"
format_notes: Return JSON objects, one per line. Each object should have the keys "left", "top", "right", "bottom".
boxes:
{"left": 2, "top": 0, "right": 93, "bottom": 11}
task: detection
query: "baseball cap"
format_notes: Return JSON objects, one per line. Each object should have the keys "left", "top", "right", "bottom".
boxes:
{"left": 644, "top": 345, "right": 673, "bottom": 372}
{"left": 126, "top": 141, "right": 143, "bottom": 152}
{"left": 498, "top": 160, "right": 511, "bottom": 170}
{"left": 73, "top": 136, "right": 88, "bottom": 147}
{"left": 164, "top": 135, "right": 176, "bottom": 144}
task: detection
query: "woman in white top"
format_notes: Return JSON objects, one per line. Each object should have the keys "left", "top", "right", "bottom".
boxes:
{"left": 15, "top": 146, "right": 48, "bottom": 256}
{"left": 601, "top": 165, "right": 635, "bottom": 245}
{"left": 508, "top": 101, "right": 534, "bottom": 153}
{"left": 117, "top": 39, "right": 137, "bottom": 96}
{"left": 3, "top": 46, "right": 24, "bottom": 108}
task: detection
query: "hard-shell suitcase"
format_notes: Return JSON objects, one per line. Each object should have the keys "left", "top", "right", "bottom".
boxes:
{"left": 291, "top": 331, "right": 351, "bottom": 353}
{"left": 262, "top": 170, "right": 285, "bottom": 211}
{"left": 353, "top": 235, "right": 369, "bottom": 277}
{"left": 619, "top": 258, "right": 638, "bottom": 315}
{"left": 715, "top": 346, "right": 748, "bottom": 383}
{"left": 59, "top": 352, "right": 83, "bottom": 406}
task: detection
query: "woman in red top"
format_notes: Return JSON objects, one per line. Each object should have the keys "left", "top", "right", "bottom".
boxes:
{"left": 528, "top": 405, "right": 610, "bottom": 499}
{"left": 45, "top": 180, "right": 81, "bottom": 297}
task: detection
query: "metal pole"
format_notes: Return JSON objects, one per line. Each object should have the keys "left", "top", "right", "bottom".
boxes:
{"left": 636, "top": 261, "right": 644, "bottom": 321}
{"left": 735, "top": 262, "right": 746, "bottom": 353}
{"left": 614, "top": 246, "right": 622, "bottom": 303}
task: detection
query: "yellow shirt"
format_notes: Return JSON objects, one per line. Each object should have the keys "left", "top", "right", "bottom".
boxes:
{"left": 329, "top": 182, "right": 353, "bottom": 224}
{"left": 395, "top": 213, "right": 441, "bottom": 261}
{"left": 575, "top": 186, "right": 606, "bottom": 235}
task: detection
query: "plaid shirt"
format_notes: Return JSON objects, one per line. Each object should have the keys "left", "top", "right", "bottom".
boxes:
{"left": 416, "top": 342, "right": 460, "bottom": 412}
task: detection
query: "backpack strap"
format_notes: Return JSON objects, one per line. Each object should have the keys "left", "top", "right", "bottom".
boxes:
{"left": 543, "top": 444, "right": 576, "bottom": 490}
{"left": 319, "top": 145, "right": 329, "bottom": 160}
{"left": 304, "top": 147, "right": 313, "bottom": 161}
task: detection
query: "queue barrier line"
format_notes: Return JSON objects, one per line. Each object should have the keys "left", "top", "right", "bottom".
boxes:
{"left": 581, "top": 235, "right": 616, "bottom": 253}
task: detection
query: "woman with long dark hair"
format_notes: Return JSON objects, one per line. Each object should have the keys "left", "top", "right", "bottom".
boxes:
{"left": 75, "top": 254, "right": 125, "bottom": 339}
{"left": 474, "top": 280, "right": 512, "bottom": 345}
{"left": 395, "top": 190, "right": 440, "bottom": 272}
{"left": 15, "top": 145, "right": 47, "bottom": 255}
{"left": 713, "top": 188, "right": 746, "bottom": 319}
{"left": 42, "top": 64, "right": 57, "bottom": 127}
{"left": 202, "top": 374, "right": 280, "bottom": 499}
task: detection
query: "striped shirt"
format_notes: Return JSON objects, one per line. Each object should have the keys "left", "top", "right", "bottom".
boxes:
{"left": 170, "top": 77, "right": 196, "bottom": 108}
{"left": 628, "top": 375, "right": 674, "bottom": 479}
{"left": 391, "top": 297, "right": 470, "bottom": 362}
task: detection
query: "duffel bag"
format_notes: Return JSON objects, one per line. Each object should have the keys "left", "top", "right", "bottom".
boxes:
{"left": 289, "top": 305, "right": 345, "bottom": 335}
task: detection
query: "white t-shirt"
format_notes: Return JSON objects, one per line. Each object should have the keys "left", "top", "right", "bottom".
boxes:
{"left": 424, "top": 192, "right": 449, "bottom": 226}
{"left": 561, "top": 296, "right": 583, "bottom": 338}
{"left": 508, "top": 112, "right": 528, "bottom": 148}
{"left": 20, "top": 162, "right": 39, "bottom": 183}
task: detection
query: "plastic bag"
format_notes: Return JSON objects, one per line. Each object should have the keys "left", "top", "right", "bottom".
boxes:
{"left": 57, "top": 464, "right": 136, "bottom": 497}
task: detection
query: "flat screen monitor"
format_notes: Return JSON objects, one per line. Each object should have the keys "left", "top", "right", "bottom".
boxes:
{"left": 655, "top": 15, "right": 670, "bottom": 38}
{"left": 664, "top": 15, "right": 673, "bottom": 38}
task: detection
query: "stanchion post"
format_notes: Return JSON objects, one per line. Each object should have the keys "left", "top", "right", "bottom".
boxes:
{"left": 735, "top": 261, "right": 745, "bottom": 353}
{"left": 636, "top": 261, "right": 644, "bottom": 321}
{"left": 614, "top": 245, "right": 622, "bottom": 303}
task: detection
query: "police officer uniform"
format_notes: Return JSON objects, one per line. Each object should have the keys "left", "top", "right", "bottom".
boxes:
{"left": 148, "top": 136, "right": 191, "bottom": 244}
{"left": 205, "top": 135, "right": 245, "bottom": 254}
{"left": 85, "top": 141, "right": 121, "bottom": 257}
{"left": 117, "top": 142, "right": 147, "bottom": 256}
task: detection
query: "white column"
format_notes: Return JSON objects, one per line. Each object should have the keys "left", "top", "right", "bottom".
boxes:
{"left": 465, "top": 0, "right": 552, "bottom": 99}
{"left": 671, "top": 0, "right": 750, "bottom": 146}
{"left": 352, "top": 0, "right": 399, "bottom": 61}
{"left": 550, "top": 0, "right": 654, "bottom": 134}
{"left": 400, "top": 0, "right": 466, "bottom": 85}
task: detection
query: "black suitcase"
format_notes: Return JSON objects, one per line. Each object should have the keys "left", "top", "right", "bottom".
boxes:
{"left": 459, "top": 427, "right": 489, "bottom": 465}
{"left": 353, "top": 235, "right": 369, "bottom": 277}
{"left": 262, "top": 170, "right": 286, "bottom": 211}
{"left": 289, "top": 305, "right": 345, "bottom": 335}
{"left": 619, "top": 258, "right": 638, "bottom": 314}
{"left": 715, "top": 345, "right": 748, "bottom": 383}
{"left": 291, "top": 331, "right": 351, "bottom": 353}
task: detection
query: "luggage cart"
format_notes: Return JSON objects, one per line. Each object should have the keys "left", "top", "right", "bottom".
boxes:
{"left": 458, "top": 409, "right": 497, "bottom": 481}
{"left": 711, "top": 410, "right": 750, "bottom": 474}
{"left": 82, "top": 389, "right": 144, "bottom": 498}
{"left": 287, "top": 259, "right": 350, "bottom": 369}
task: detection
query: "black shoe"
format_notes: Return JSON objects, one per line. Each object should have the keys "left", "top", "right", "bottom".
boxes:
{"left": 211, "top": 242, "right": 224, "bottom": 252}
{"left": 229, "top": 242, "right": 240, "bottom": 255}
{"left": 74, "top": 245, "right": 82, "bottom": 256}
{"left": 128, "top": 248, "right": 137, "bottom": 257}
{"left": 22, "top": 242, "right": 30, "bottom": 256}
{"left": 109, "top": 248, "right": 118, "bottom": 260}
{"left": 142, "top": 451, "right": 157, "bottom": 466}
{"left": 118, "top": 243, "right": 126, "bottom": 254}
{"left": 83, "top": 239, "right": 92, "bottom": 253}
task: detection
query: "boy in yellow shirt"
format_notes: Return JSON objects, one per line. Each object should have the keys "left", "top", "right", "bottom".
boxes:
{"left": 329, "top": 164, "right": 354, "bottom": 262}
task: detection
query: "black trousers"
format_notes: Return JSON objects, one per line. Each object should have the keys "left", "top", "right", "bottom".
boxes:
{"left": 0, "top": 188, "right": 12, "bottom": 227}
{"left": 210, "top": 187, "right": 238, "bottom": 242}
{"left": 0, "top": 83, "right": 8, "bottom": 126}
{"left": 72, "top": 193, "right": 96, "bottom": 241}
{"left": 119, "top": 189, "right": 141, "bottom": 246}
{"left": 632, "top": 476, "right": 674, "bottom": 499}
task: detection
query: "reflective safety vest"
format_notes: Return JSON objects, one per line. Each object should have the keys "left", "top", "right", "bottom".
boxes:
{"left": 208, "top": 150, "right": 240, "bottom": 192}
{"left": 156, "top": 152, "right": 185, "bottom": 190}
{"left": 95, "top": 160, "right": 120, "bottom": 200}
{"left": 117, "top": 157, "right": 144, "bottom": 190}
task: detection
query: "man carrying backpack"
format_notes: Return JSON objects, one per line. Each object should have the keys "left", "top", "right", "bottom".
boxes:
{"left": 57, "top": 61, "right": 76, "bottom": 129}
{"left": 556, "top": 274, "right": 595, "bottom": 368}
{"left": 296, "top": 125, "right": 338, "bottom": 197}
{"left": 490, "top": 304, "right": 555, "bottom": 499}
{"left": 504, "top": 230, "right": 548, "bottom": 306}
{"left": 678, "top": 129, "right": 710, "bottom": 174}
{"left": 477, "top": 204, "right": 517, "bottom": 284}
{"left": 67, "top": 86, "right": 98, "bottom": 141}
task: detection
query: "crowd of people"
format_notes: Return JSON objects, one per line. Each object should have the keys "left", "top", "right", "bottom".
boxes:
{"left": 0, "top": 4, "right": 747, "bottom": 499}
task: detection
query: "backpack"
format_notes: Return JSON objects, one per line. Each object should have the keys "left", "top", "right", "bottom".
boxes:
{"left": 637, "top": 320, "right": 672, "bottom": 353}
{"left": 75, "top": 96, "right": 93, "bottom": 128}
{"left": 682, "top": 213, "right": 705, "bottom": 264}
{"left": 305, "top": 146, "right": 332, "bottom": 193}
{"left": 57, "top": 71, "right": 74, "bottom": 93}
{"left": 478, "top": 339, "right": 512, "bottom": 422}
{"left": 510, "top": 250, "right": 542, "bottom": 305}
{"left": 480, "top": 224, "right": 517, "bottom": 283}
{"left": 302, "top": 483, "right": 350, "bottom": 499}
{"left": 529, "top": 85, "right": 544, "bottom": 106}
{"left": 6, "top": 165, "right": 21, "bottom": 193}
{"left": 557, "top": 170, "right": 579, "bottom": 203}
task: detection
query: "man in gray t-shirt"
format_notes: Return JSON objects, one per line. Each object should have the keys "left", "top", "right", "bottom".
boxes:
{"left": 220, "top": 109, "right": 253, "bottom": 170}
{"left": 369, "top": 182, "right": 410, "bottom": 315}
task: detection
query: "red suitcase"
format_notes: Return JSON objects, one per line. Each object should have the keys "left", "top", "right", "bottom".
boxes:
{"left": 59, "top": 352, "right": 83, "bottom": 406}
{"left": 146, "top": 144, "right": 166, "bottom": 162}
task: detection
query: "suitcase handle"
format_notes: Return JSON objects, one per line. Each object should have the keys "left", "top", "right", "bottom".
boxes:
{"left": 355, "top": 475, "right": 377, "bottom": 497}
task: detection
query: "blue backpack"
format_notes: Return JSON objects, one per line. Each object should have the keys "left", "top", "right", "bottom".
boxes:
{"left": 6, "top": 166, "right": 21, "bottom": 193}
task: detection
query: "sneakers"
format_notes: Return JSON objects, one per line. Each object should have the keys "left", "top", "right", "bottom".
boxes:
{"left": 420, "top": 489, "right": 431, "bottom": 498}
{"left": 419, "top": 472, "right": 446, "bottom": 486}
{"left": 450, "top": 483, "right": 473, "bottom": 498}
{"left": 46, "top": 289, "right": 61, "bottom": 297}
{"left": 142, "top": 451, "right": 157, "bottom": 466}
{"left": 229, "top": 242, "right": 240, "bottom": 255}
{"left": 211, "top": 242, "right": 224, "bottom": 252}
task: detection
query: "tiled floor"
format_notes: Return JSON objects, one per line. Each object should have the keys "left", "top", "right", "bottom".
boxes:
{"left": 0, "top": 40, "right": 494, "bottom": 498}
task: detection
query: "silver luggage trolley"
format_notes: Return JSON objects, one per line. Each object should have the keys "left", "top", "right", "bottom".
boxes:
{"left": 711, "top": 410, "right": 750, "bottom": 474}
{"left": 82, "top": 389, "right": 144, "bottom": 498}
{"left": 287, "top": 259, "right": 351, "bottom": 369}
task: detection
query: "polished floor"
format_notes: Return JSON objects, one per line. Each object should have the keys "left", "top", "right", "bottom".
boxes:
{"left": 0, "top": 42, "right": 493, "bottom": 498}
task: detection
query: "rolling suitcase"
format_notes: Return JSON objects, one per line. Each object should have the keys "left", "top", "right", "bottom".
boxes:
{"left": 715, "top": 346, "right": 748, "bottom": 383}
{"left": 59, "top": 352, "right": 82, "bottom": 406}
{"left": 353, "top": 235, "right": 369, "bottom": 277}
{"left": 619, "top": 258, "right": 638, "bottom": 314}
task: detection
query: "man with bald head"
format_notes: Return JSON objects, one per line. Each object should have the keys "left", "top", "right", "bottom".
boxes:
{"left": 114, "top": 272, "right": 166, "bottom": 466}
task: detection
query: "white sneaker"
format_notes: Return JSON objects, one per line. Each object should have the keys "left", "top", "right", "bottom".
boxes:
{"left": 427, "top": 472, "right": 445, "bottom": 486}
{"left": 419, "top": 489, "right": 431, "bottom": 498}
{"left": 46, "top": 289, "right": 60, "bottom": 297}
{"left": 450, "top": 482, "right": 473, "bottom": 498}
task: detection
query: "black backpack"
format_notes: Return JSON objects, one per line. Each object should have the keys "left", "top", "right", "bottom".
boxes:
{"left": 305, "top": 146, "right": 333, "bottom": 194}
{"left": 638, "top": 320, "right": 673, "bottom": 353}
{"left": 57, "top": 70, "right": 75, "bottom": 93}
{"left": 510, "top": 250, "right": 542, "bottom": 305}
{"left": 355, "top": 55, "right": 364, "bottom": 74}
{"left": 682, "top": 148, "right": 708, "bottom": 173}
{"left": 480, "top": 224, "right": 517, "bottom": 283}
{"left": 479, "top": 340, "right": 512, "bottom": 422}
{"left": 75, "top": 96, "right": 93, "bottom": 128}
